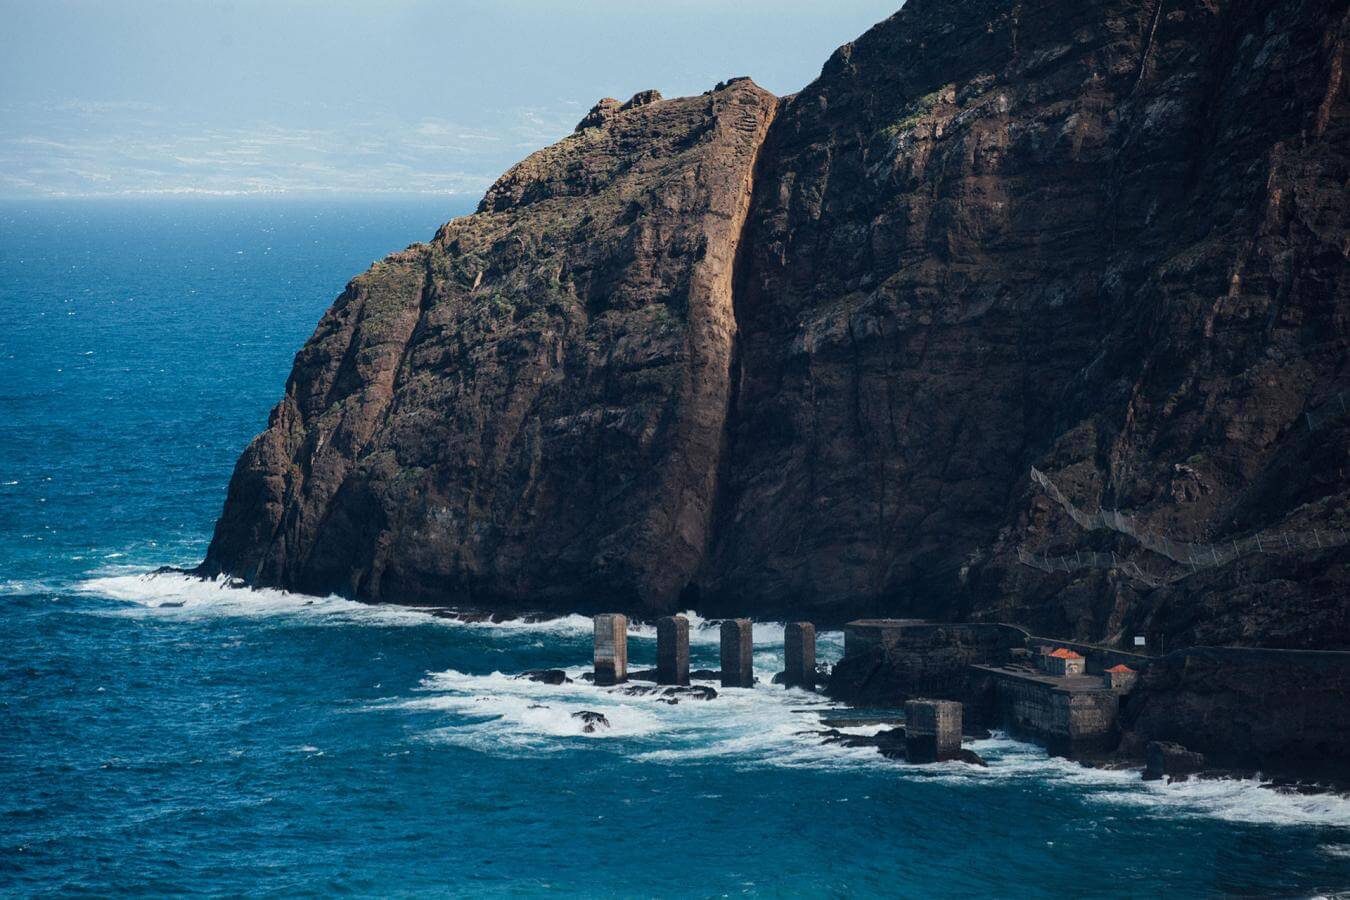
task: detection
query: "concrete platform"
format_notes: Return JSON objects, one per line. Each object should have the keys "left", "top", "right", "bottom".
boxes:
{"left": 972, "top": 663, "right": 1119, "bottom": 755}
{"left": 971, "top": 664, "right": 1111, "bottom": 694}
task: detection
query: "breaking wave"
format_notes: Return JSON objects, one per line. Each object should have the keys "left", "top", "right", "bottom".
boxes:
{"left": 71, "top": 569, "right": 1350, "bottom": 830}
{"left": 77, "top": 570, "right": 439, "bottom": 628}
{"left": 72, "top": 570, "right": 842, "bottom": 656}
{"left": 367, "top": 664, "right": 1350, "bottom": 829}
{"left": 374, "top": 666, "right": 862, "bottom": 765}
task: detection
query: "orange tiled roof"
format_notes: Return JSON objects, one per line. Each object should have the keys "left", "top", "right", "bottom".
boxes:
{"left": 1049, "top": 648, "right": 1084, "bottom": 659}
{"left": 1106, "top": 664, "right": 1135, "bottom": 673}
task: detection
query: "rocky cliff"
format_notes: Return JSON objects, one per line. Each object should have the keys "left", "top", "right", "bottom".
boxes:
{"left": 201, "top": 82, "right": 776, "bottom": 614}
{"left": 1116, "top": 647, "right": 1350, "bottom": 782}
{"left": 201, "top": 0, "right": 1350, "bottom": 649}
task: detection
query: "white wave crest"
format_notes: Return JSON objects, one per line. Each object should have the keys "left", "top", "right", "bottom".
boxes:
{"left": 1089, "top": 777, "right": 1350, "bottom": 828}
{"left": 378, "top": 665, "right": 870, "bottom": 766}
{"left": 73, "top": 571, "right": 845, "bottom": 655}
{"left": 921, "top": 736, "right": 1350, "bottom": 828}
{"left": 72, "top": 571, "right": 1350, "bottom": 830}
{"left": 380, "top": 666, "right": 1350, "bottom": 828}
{"left": 77, "top": 570, "right": 438, "bottom": 627}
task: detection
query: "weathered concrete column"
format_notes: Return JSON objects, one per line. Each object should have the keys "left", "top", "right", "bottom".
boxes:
{"left": 593, "top": 613, "right": 628, "bottom": 686}
{"left": 720, "top": 618, "right": 754, "bottom": 687}
{"left": 657, "top": 615, "right": 690, "bottom": 686}
{"left": 783, "top": 622, "right": 816, "bottom": 688}
{"left": 905, "top": 699, "right": 963, "bottom": 763}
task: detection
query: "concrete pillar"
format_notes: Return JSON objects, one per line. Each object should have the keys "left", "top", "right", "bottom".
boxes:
{"left": 657, "top": 615, "right": 690, "bottom": 686}
{"left": 905, "top": 699, "right": 963, "bottom": 763}
{"left": 783, "top": 622, "right": 816, "bottom": 688}
{"left": 593, "top": 613, "right": 628, "bottom": 686}
{"left": 720, "top": 618, "right": 754, "bottom": 688}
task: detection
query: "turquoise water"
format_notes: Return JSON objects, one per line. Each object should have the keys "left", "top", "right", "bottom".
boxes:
{"left": 2, "top": 200, "right": 1349, "bottom": 897}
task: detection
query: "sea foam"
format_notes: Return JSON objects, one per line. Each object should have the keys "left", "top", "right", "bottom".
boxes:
{"left": 74, "top": 569, "right": 1350, "bottom": 829}
{"left": 73, "top": 570, "right": 843, "bottom": 655}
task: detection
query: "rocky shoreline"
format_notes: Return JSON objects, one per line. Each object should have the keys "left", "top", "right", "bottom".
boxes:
{"left": 507, "top": 637, "right": 1349, "bottom": 796}
{"left": 825, "top": 619, "right": 1350, "bottom": 788}
{"left": 154, "top": 567, "right": 1350, "bottom": 786}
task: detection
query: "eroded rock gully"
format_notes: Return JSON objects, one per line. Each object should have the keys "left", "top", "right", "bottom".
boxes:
{"left": 202, "top": 0, "right": 1350, "bottom": 650}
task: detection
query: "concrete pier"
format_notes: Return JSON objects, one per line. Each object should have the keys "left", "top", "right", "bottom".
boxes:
{"left": 783, "top": 622, "right": 816, "bottom": 688}
{"left": 970, "top": 664, "right": 1119, "bottom": 756}
{"left": 657, "top": 615, "right": 690, "bottom": 686}
{"left": 720, "top": 618, "right": 754, "bottom": 687}
{"left": 905, "top": 699, "right": 963, "bottom": 763}
{"left": 593, "top": 613, "right": 629, "bottom": 686}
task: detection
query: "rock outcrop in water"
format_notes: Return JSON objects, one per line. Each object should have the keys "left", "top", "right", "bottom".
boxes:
{"left": 202, "top": 0, "right": 1350, "bottom": 650}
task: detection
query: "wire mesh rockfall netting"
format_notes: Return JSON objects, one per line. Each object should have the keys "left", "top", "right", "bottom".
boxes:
{"left": 1019, "top": 465, "right": 1349, "bottom": 587}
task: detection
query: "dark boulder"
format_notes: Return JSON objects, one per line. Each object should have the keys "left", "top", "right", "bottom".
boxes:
{"left": 619, "top": 684, "right": 717, "bottom": 702}
{"left": 572, "top": 711, "right": 611, "bottom": 733}
{"left": 516, "top": 669, "right": 571, "bottom": 685}
{"left": 1143, "top": 741, "right": 1207, "bottom": 781}
{"left": 814, "top": 726, "right": 985, "bottom": 766}
{"left": 619, "top": 684, "right": 661, "bottom": 697}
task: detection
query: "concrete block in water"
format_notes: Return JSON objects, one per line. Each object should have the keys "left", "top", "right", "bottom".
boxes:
{"left": 657, "top": 615, "right": 690, "bottom": 686}
{"left": 905, "top": 699, "right": 963, "bottom": 763}
{"left": 720, "top": 618, "right": 754, "bottom": 687}
{"left": 783, "top": 622, "right": 816, "bottom": 688}
{"left": 593, "top": 613, "right": 629, "bottom": 685}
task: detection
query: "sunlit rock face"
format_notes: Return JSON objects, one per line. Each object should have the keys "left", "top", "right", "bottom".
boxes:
{"left": 203, "top": 0, "right": 1350, "bottom": 648}
{"left": 200, "top": 81, "right": 779, "bottom": 615}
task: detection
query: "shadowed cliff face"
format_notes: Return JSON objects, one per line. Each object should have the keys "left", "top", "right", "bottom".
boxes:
{"left": 204, "top": 0, "right": 1350, "bottom": 647}
{"left": 700, "top": 0, "right": 1349, "bottom": 646}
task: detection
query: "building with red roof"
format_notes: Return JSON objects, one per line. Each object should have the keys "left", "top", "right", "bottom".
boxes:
{"left": 1044, "top": 647, "right": 1086, "bottom": 676}
{"left": 1105, "top": 663, "right": 1138, "bottom": 691}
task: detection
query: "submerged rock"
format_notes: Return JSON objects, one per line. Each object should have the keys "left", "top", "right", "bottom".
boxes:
{"left": 572, "top": 711, "right": 610, "bottom": 733}
{"left": 619, "top": 684, "right": 717, "bottom": 703}
{"left": 772, "top": 664, "right": 829, "bottom": 689}
{"left": 516, "top": 669, "right": 571, "bottom": 685}
{"left": 618, "top": 684, "right": 657, "bottom": 696}
{"left": 815, "top": 725, "right": 987, "bottom": 766}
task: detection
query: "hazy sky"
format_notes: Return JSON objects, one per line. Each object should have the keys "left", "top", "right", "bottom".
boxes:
{"left": 0, "top": 0, "right": 901, "bottom": 199}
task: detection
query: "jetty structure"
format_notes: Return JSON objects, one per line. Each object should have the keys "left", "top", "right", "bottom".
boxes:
{"left": 588, "top": 613, "right": 975, "bottom": 764}
{"left": 592, "top": 613, "right": 628, "bottom": 686}
{"left": 585, "top": 613, "right": 1350, "bottom": 780}
{"left": 656, "top": 615, "right": 690, "bottom": 685}
{"left": 837, "top": 618, "right": 1139, "bottom": 756}
{"left": 782, "top": 622, "right": 817, "bottom": 688}
{"left": 719, "top": 619, "right": 755, "bottom": 688}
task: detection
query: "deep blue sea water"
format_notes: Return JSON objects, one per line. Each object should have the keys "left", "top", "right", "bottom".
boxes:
{"left": 2, "top": 199, "right": 1349, "bottom": 898}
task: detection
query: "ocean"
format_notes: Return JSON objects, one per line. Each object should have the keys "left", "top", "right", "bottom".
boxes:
{"left": 2, "top": 199, "right": 1348, "bottom": 897}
